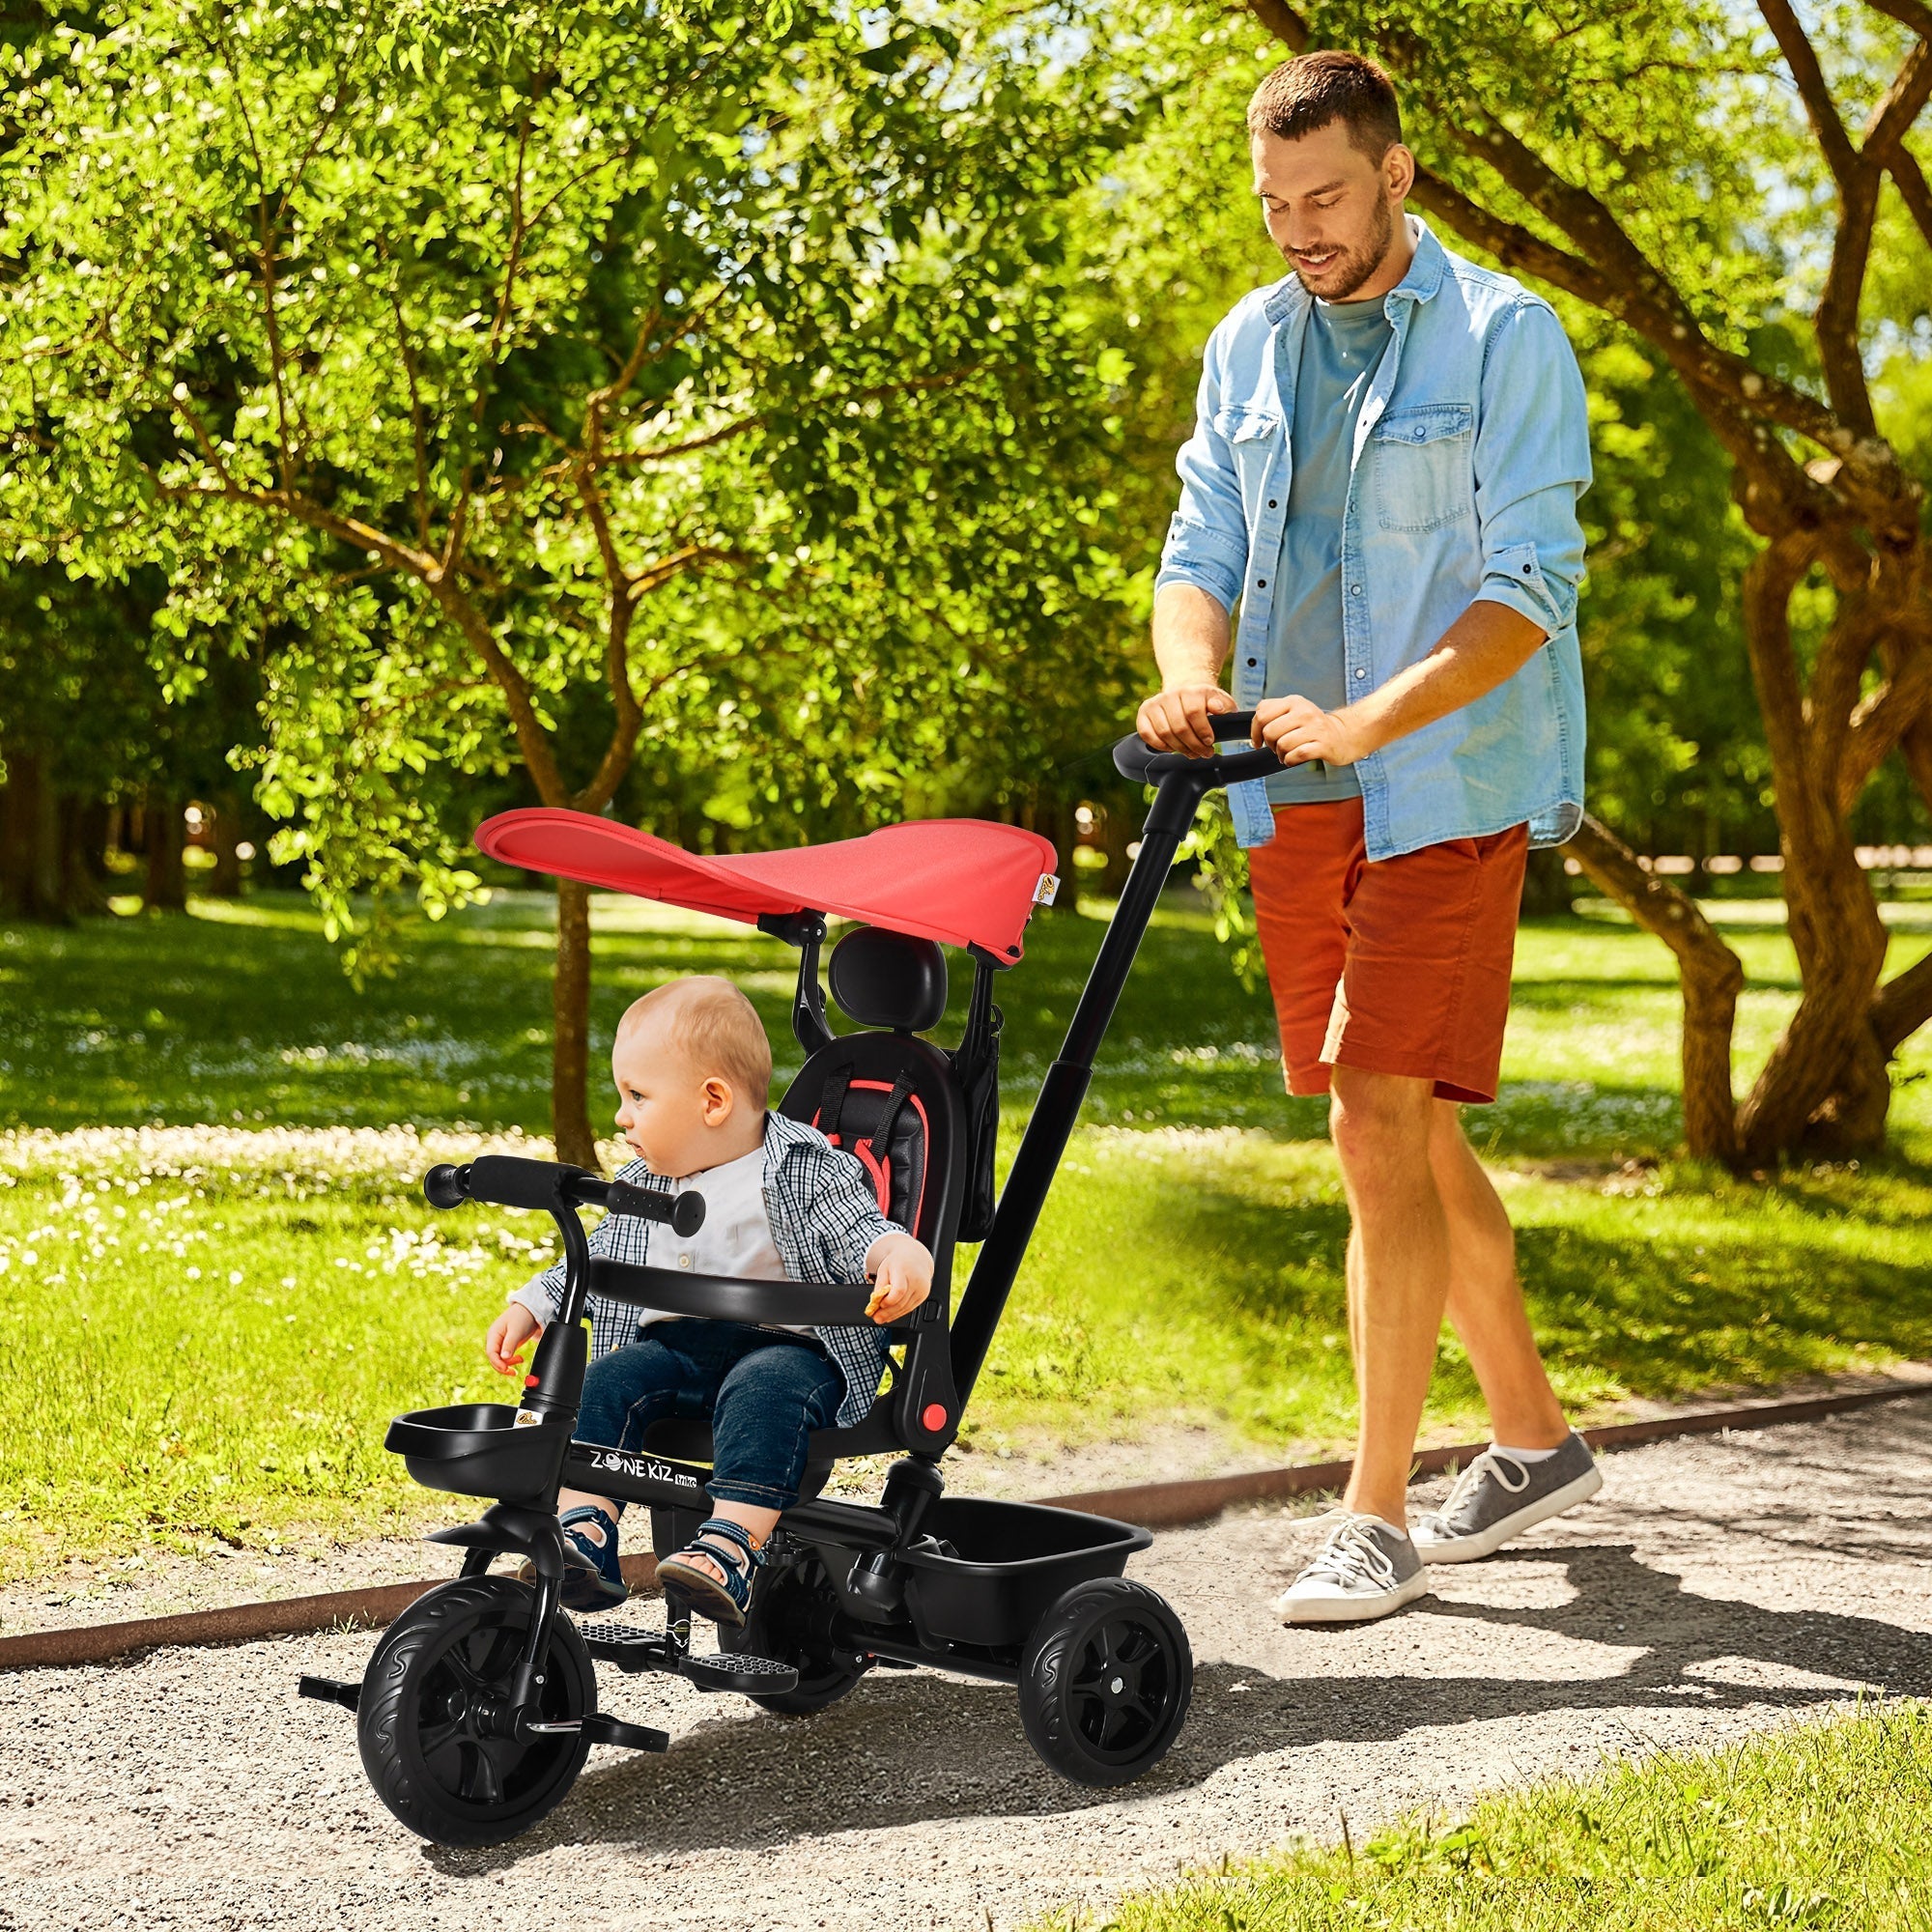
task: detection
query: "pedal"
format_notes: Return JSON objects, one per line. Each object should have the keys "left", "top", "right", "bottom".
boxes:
{"left": 582, "top": 1620, "right": 677, "bottom": 1674}
{"left": 582, "top": 1712, "right": 669, "bottom": 1752}
{"left": 298, "top": 1674, "right": 360, "bottom": 1713}
{"left": 681, "top": 1651, "right": 800, "bottom": 1695}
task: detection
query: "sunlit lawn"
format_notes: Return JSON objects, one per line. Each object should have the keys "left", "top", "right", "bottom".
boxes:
{"left": 1041, "top": 1700, "right": 1932, "bottom": 1932}
{"left": 6, "top": 885, "right": 1932, "bottom": 1570}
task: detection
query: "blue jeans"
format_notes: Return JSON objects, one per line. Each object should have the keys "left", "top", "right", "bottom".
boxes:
{"left": 577, "top": 1320, "right": 843, "bottom": 1510}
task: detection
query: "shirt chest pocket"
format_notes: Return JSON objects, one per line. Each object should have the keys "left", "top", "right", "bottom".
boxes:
{"left": 1369, "top": 403, "right": 1473, "bottom": 535}
{"left": 1212, "top": 406, "right": 1283, "bottom": 517}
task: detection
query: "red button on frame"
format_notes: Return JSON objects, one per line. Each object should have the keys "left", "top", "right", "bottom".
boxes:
{"left": 921, "top": 1403, "right": 949, "bottom": 1432}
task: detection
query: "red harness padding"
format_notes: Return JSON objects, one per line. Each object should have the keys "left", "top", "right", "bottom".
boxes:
{"left": 811, "top": 1074, "right": 929, "bottom": 1234}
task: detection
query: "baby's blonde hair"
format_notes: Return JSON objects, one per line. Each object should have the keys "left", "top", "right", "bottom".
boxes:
{"left": 617, "top": 977, "right": 773, "bottom": 1105}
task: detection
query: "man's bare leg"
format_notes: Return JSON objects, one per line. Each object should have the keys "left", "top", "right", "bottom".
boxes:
{"left": 1429, "top": 1104, "right": 1568, "bottom": 1450}
{"left": 1328, "top": 1065, "right": 1449, "bottom": 1527}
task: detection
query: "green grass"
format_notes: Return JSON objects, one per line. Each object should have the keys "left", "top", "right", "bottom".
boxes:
{"left": 7, "top": 888, "right": 1932, "bottom": 1570}
{"left": 1046, "top": 1701, "right": 1932, "bottom": 1932}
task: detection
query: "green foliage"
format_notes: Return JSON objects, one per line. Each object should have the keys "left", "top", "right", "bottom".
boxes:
{"left": 0, "top": 0, "right": 1151, "bottom": 964}
{"left": 1071, "top": 1701, "right": 1932, "bottom": 1932}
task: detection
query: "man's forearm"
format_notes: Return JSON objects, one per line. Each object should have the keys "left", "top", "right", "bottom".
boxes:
{"left": 1344, "top": 599, "right": 1547, "bottom": 756}
{"left": 1151, "top": 582, "right": 1232, "bottom": 691}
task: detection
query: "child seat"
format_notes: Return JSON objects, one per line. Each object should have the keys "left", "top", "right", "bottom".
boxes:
{"left": 637, "top": 925, "right": 967, "bottom": 1479}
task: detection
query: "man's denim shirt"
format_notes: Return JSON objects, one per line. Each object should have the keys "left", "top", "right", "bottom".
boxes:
{"left": 1155, "top": 216, "right": 1592, "bottom": 857}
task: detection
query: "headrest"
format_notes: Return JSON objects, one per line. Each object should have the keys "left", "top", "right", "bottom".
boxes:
{"left": 828, "top": 926, "right": 949, "bottom": 1033}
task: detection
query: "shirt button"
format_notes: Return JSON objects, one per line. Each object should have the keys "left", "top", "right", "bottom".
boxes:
{"left": 1355, "top": 668, "right": 1368, "bottom": 679}
{"left": 1256, "top": 578, "right": 1266, "bottom": 588}
{"left": 1246, "top": 657, "right": 1258, "bottom": 668}
{"left": 1350, "top": 584, "right": 1362, "bottom": 595}
{"left": 1523, "top": 563, "right": 1533, "bottom": 573}
{"left": 1413, "top": 426, "right": 1425, "bottom": 439}
{"left": 678, "top": 1254, "right": 692, "bottom": 1269}
{"left": 1267, "top": 498, "right": 1278, "bottom": 508}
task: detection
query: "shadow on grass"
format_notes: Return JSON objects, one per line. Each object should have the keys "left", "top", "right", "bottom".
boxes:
{"left": 1029, "top": 1148, "right": 1932, "bottom": 1417}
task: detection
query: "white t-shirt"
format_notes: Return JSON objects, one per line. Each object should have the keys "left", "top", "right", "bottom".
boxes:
{"left": 629, "top": 1140, "right": 803, "bottom": 1336}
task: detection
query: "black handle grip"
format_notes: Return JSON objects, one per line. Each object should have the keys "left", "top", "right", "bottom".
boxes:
{"left": 605, "top": 1179, "right": 706, "bottom": 1237}
{"left": 423, "top": 1163, "right": 469, "bottom": 1210}
{"left": 1113, "top": 708, "right": 1284, "bottom": 787}
{"left": 419, "top": 1156, "right": 704, "bottom": 1236}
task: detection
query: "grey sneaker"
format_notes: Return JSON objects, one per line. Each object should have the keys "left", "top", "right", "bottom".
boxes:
{"left": 1274, "top": 1512, "right": 1430, "bottom": 1625}
{"left": 1410, "top": 1433, "right": 1603, "bottom": 1564}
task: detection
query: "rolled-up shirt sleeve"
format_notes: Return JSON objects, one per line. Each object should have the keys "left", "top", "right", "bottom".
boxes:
{"left": 1153, "top": 327, "right": 1250, "bottom": 613}
{"left": 1472, "top": 298, "right": 1591, "bottom": 639}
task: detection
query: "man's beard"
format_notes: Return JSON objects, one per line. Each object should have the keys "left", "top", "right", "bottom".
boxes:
{"left": 1290, "top": 192, "right": 1396, "bottom": 300}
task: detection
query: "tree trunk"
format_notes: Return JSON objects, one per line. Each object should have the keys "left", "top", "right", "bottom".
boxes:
{"left": 552, "top": 876, "right": 599, "bottom": 1169}
{"left": 1561, "top": 814, "right": 1746, "bottom": 1165}
{"left": 0, "top": 751, "right": 69, "bottom": 923}
{"left": 1096, "top": 800, "right": 1134, "bottom": 896}
{"left": 206, "top": 791, "right": 244, "bottom": 897}
{"left": 61, "top": 796, "right": 111, "bottom": 917}
{"left": 144, "top": 785, "right": 187, "bottom": 912}
{"left": 1731, "top": 545, "right": 1892, "bottom": 1160}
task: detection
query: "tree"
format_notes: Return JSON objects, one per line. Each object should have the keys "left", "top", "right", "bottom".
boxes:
{"left": 1219, "top": 0, "right": 1932, "bottom": 1164}
{"left": 1, "top": 0, "right": 1143, "bottom": 1161}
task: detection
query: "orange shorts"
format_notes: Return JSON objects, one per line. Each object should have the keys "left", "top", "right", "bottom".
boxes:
{"left": 1247, "top": 798, "right": 1528, "bottom": 1106}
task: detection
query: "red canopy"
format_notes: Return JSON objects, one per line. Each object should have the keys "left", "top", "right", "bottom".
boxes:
{"left": 474, "top": 809, "right": 1060, "bottom": 960}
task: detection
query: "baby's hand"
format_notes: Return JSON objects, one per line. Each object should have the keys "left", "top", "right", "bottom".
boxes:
{"left": 865, "top": 1234, "right": 933, "bottom": 1325}
{"left": 486, "top": 1303, "right": 542, "bottom": 1376}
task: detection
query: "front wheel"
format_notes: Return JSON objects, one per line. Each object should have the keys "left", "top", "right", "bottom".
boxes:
{"left": 356, "top": 1576, "right": 595, "bottom": 1847}
{"left": 1018, "top": 1577, "right": 1192, "bottom": 1787}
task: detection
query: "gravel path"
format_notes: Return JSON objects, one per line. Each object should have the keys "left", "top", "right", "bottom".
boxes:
{"left": 7, "top": 1399, "right": 1932, "bottom": 1932}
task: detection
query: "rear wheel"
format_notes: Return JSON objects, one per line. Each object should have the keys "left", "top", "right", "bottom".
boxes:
{"left": 722, "top": 1548, "right": 872, "bottom": 1716}
{"left": 356, "top": 1576, "right": 595, "bottom": 1847}
{"left": 1019, "top": 1577, "right": 1192, "bottom": 1787}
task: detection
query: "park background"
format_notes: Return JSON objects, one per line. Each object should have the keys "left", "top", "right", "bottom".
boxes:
{"left": 4, "top": 1, "right": 1932, "bottom": 1918}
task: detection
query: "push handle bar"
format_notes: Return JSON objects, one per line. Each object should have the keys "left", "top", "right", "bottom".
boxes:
{"left": 1112, "top": 708, "right": 1284, "bottom": 788}
{"left": 423, "top": 1156, "right": 706, "bottom": 1237}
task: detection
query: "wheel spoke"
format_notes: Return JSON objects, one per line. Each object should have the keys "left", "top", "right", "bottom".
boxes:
{"left": 458, "top": 1740, "right": 504, "bottom": 1806}
{"left": 418, "top": 1714, "right": 469, "bottom": 1758}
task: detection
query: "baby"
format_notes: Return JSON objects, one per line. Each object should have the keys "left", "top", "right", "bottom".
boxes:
{"left": 486, "top": 976, "right": 933, "bottom": 1625}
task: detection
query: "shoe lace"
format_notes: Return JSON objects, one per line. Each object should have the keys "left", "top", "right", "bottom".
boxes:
{"left": 1296, "top": 1513, "right": 1401, "bottom": 1592}
{"left": 1424, "top": 1448, "right": 1529, "bottom": 1530}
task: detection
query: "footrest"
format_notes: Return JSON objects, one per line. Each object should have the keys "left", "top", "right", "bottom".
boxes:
{"left": 298, "top": 1674, "right": 360, "bottom": 1713}
{"left": 682, "top": 1651, "right": 800, "bottom": 1695}
{"left": 583, "top": 1620, "right": 678, "bottom": 1674}
{"left": 581, "top": 1621, "right": 800, "bottom": 1694}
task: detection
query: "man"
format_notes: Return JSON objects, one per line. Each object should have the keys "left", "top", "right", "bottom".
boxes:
{"left": 1138, "top": 50, "right": 1602, "bottom": 1624}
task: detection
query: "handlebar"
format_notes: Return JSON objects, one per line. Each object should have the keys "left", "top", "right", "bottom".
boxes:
{"left": 423, "top": 1156, "right": 706, "bottom": 1238}
{"left": 1112, "top": 708, "right": 1285, "bottom": 788}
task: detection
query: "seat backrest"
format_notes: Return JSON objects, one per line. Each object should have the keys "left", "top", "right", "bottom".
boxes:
{"left": 778, "top": 1030, "right": 964, "bottom": 1257}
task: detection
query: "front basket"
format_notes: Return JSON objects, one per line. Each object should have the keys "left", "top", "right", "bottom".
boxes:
{"left": 384, "top": 1403, "right": 573, "bottom": 1504}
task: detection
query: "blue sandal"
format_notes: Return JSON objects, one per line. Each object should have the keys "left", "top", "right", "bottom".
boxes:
{"left": 656, "top": 1517, "right": 764, "bottom": 1628}
{"left": 557, "top": 1504, "right": 628, "bottom": 1611}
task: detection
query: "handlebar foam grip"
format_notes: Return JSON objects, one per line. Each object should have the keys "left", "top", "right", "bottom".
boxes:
{"left": 456, "top": 1154, "right": 575, "bottom": 1212}
{"left": 605, "top": 1179, "right": 707, "bottom": 1236}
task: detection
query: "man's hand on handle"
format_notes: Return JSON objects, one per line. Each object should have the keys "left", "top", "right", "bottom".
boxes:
{"left": 1136, "top": 685, "right": 1237, "bottom": 757}
{"left": 1252, "top": 694, "right": 1376, "bottom": 769}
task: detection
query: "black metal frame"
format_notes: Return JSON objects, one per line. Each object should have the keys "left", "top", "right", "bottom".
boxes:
{"left": 304, "top": 717, "right": 1275, "bottom": 1759}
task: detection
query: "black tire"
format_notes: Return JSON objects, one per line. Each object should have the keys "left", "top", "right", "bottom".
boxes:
{"left": 721, "top": 1549, "right": 871, "bottom": 1716}
{"left": 1018, "top": 1577, "right": 1192, "bottom": 1787}
{"left": 355, "top": 1576, "right": 596, "bottom": 1847}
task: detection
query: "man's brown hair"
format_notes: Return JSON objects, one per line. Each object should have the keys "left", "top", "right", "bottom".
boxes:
{"left": 1246, "top": 50, "right": 1403, "bottom": 159}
